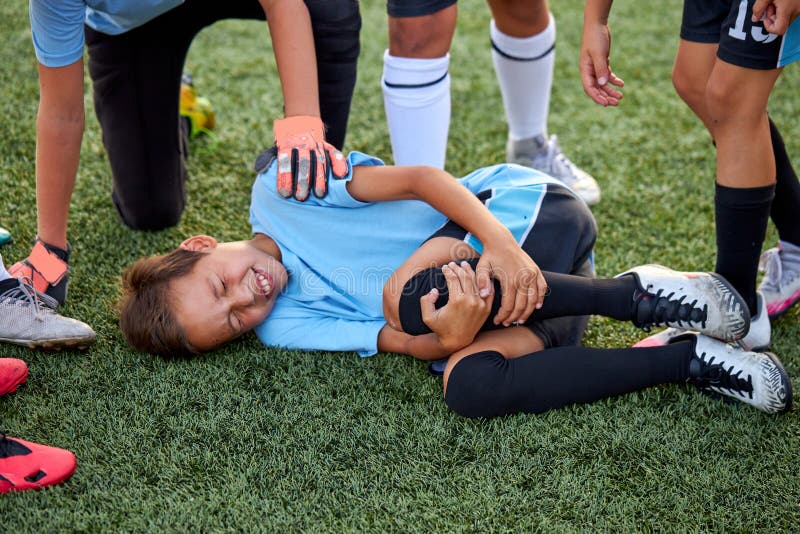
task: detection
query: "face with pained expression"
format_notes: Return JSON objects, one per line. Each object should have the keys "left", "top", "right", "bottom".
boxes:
{"left": 169, "top": 235, "right": 288, "bottom": 351}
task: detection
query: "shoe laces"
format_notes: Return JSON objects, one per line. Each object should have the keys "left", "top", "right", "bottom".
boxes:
{"left": 0, "top": 277, "right": 59, "bottom": 319}
{"left": 634, "top": 285, "right": 708, "bottom": 330}
{"left": 692, "top": 354, "right": 754, "bottom": 399}
{"left": 759, "top": 247, "right": 800, "bottom": 292}
{"left": 535, "top": 135, "right": 580, "bottom": 186}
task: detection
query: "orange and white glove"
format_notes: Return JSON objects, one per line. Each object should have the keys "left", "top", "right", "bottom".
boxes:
{"left": 273, "top": 116, "right": 348, "bottom": 201}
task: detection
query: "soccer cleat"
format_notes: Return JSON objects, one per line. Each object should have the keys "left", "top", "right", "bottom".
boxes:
{"left": 617, "top": 264, "right": 750, "bottom": 342}
{"left": 180, "top": 73, "right": 216, "bottom": 138}
{"left": 634, "top": 291, "right": 771, "bottom": 351}
{"left": 681, "top": 334, "right": 792, "bottom": 414}
{"left": 8, "top": 239, "right": 69, "bottom": 306}
{"left": 759, "top": 244, "right": 800, "bottom": 319}
{"left": 0, "top": 277, "right": 95, "bottom": 350}
{"left": 506, "top": 134, "right": 601, "bottom": 206}
{"left": 0, "top": 433, "right": 77, "bottom": 493}
{"left": 0, "top": 358, "right": 28, "bottom": 396}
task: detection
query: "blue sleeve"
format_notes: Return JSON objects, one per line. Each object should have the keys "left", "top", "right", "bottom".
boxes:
{"left": 30, "top": 0, "right": 87, "bottom": 67}
{"left": 255, "top": 311, "right": 386, "bottom": 358}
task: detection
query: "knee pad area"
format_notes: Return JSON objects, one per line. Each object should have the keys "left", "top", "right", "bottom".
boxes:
{"left": 445, "top": 351, "right": 512, "bottom": 418}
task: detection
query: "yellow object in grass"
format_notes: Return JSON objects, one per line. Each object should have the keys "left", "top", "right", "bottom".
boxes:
{"left": 179, "top": 73, "right": 216, "bottom": 137}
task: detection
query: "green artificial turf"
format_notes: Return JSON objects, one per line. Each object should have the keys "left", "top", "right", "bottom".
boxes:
{"left": 2, "top": 0, "right": 799, "bottom": 530}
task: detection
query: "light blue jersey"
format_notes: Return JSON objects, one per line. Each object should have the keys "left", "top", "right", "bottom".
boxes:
{"left": 779, "top": 17, "right": 800, "bottom": 67}
{"left": 250, "top": 152, "right": 565, "bottom": 357}
{"left": 30, "top": 0, "right": 183, "bottom": 67}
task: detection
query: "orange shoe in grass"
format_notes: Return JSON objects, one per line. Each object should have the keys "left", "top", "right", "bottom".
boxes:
{"left": 0, "top": 358, "right": 27, "bottom": 396}
{"left": 0, "top": 434, "right": 76, "bottom": 494}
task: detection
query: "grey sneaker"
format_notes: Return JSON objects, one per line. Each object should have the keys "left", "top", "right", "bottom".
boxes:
{"left": 0, "top": 277, "right": 95, "bottom": 350}
{"left": 506, "top": 134, "right": 601, "bottom": 206}
{"left": 684, "top": 333, "right": 792, "bottom": 414}
{"left": 759, "top": 242, "right": 800, "bottom": 318}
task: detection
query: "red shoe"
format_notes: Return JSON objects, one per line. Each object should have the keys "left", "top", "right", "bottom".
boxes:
{"left": 0, "top": 434, "right": 76, "bottom": 493}
{"left": 0, "top": 358, "right": 28, "bottom": 396}
{"left": 9, "top": 239, "right": 70, "bottom": 306}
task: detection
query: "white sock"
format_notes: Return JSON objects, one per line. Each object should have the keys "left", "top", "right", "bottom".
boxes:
{"left": 0, "top": 254, "right": 10, "bottom": 281}
{"left": 382, "top": 51, "right": 451, "bottom": 168}
{"left": 491, "top": 15, "right": 556, "bottom": 142}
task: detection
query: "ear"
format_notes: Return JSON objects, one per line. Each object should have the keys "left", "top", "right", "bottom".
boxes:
{"left": 180, "top": 235, "right": 218, "bottom": 252}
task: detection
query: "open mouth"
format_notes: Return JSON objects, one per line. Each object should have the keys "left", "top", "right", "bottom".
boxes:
{"left": 251, "top": 267, "right": 274, "bottom": 297}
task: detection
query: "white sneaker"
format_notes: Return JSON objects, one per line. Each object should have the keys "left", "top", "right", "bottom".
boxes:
{"left": 506, "top": 134, "right": 601, "bottom": 206}
{"left": 684, "top": 333, "right": 792, "bottom": 414}
{"left": 634, "top": 291, "right": 770, "bottom": 351}
{"left": 759, "top": 243, "right": 800, "bottom": 318}
{"left": 0, "top": 277, "right": 95, "bottom": 350}
{"left": 617, "top": 264, "right": 750, "bottom": 342}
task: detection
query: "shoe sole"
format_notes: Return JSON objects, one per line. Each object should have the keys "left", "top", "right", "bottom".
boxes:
{"left": 765, "top": 289, "right": 800, "bottom": 319}
{"left": 706, "top": 272, "right": 751, "bottom": 342}
{"left": 0, "top": 336, "right": 95, "bottom": 351}
{"left": 762, "top": 352, "right": 793, "bottom": 414}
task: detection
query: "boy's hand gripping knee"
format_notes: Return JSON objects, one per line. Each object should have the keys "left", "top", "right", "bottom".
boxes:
{"left": 273, "top": 116, "right": 348, "bottom": 201}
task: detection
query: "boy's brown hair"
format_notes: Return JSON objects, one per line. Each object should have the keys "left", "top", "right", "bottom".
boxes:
{"left": 119, "top": 248, "right": 205, "bottom": 358}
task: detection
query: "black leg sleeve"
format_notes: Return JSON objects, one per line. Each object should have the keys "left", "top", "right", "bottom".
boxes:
{"left": 305, "top": 0, "right": 361, "bottom": 149}
{"left": 768, "top": 117, "right": 800, "bottom": 247}
{"left": 445, "top": 342, "right": 693, "bottom": 418}
{"left": 399, "top": 263, "right": 638, "bottom": 335}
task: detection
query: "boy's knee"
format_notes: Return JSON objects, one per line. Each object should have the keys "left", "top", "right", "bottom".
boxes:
{"left": 389, "top": 10, "right": 456, "bottom": 57}
{"left": 672, "top": 67, "right": 703, "bottom": 108}
{"left": 445, "top": 351, "right": 508, "bottom": 418}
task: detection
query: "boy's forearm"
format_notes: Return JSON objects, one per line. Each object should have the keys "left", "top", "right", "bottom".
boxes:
{"left": 584, "top": 0, "right": 613, "bottom": 24}
{"left": 378, "top": 325, "right": 467, "bottom": 360}
{"left": 260, "top": 0, "right": 320, "bottom": 118}
{"left": 408, "top": 168, "right": 514, "bottom": 246}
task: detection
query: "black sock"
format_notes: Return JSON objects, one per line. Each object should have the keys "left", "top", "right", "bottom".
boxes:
{"left": 538, "top": 272, "right": 637, "bottom": 321}
{"left": 714, "top": 183, "right": 775, "bottom": 315}
{"left": 0, "top": 277, "right": 18, "bottom": 294}
{"left": 445, "top": 340, "right": 694, "bottom": 417}
{"left": 768, "top": 117, "right": 800, "bottom": 247}
{"left": 399, "top": 263, "right": 639, "bottom": 334}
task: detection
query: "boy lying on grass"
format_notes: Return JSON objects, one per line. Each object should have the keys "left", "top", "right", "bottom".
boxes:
{"left": 120, "top": 151, "right": 792, "bottom": 416}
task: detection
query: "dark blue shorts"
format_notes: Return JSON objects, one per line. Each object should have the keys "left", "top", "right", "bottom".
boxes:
{"left": 387, "top": 0, "right": 457, "bottom": 18}
{"left": 681, "top": 0, "right": 800, "bottom": 69}
{"left": 401, "top": 183, "right": 597, "bottom": 349}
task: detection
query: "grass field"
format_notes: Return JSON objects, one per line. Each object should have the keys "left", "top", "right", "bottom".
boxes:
{"left": 2, "top": 0, "right": 800, "bottom": 530}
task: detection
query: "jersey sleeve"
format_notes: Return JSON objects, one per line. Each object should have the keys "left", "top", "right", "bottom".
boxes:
{"left": 29, "top": 0, "right": 87, "bottom": 67}
{"left": 254, "top": 307, "right": 386, "bottom": 358}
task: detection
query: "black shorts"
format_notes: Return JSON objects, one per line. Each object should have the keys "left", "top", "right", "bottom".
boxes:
{"left": 387, "top": 0, "right": 457, "bottom": 18}
{"left": 681, "top": 0, "right": 796, "bottom": 69}
{"left": 400, "top": 183, "right": 597, "bottom": 349}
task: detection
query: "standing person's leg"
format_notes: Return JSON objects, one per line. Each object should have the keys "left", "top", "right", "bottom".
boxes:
{"left": 383, "top": 2, "right": 457, "bottom": 167}
{"left": 305, "top": 0, "right": 361, "bottom": 150}
{"left": 488, "top": 0, "right": 600, "bottom": 205}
